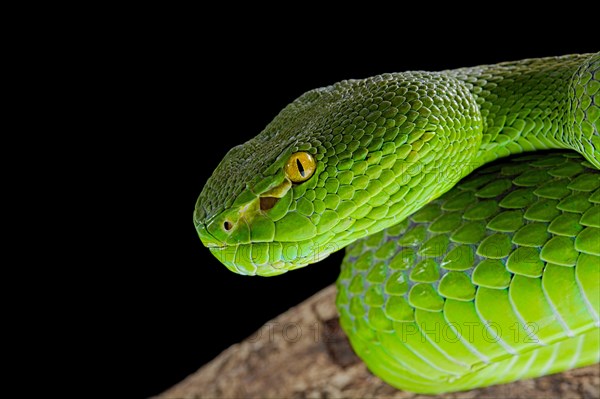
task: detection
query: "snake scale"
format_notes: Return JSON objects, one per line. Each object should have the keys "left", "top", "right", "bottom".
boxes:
{"left": 194, "top": 53, "right": 599, "bottom": 393}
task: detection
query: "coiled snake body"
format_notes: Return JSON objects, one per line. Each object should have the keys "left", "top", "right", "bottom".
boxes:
{"left": 194, "top": 53, "right": 599, "bottom": 393}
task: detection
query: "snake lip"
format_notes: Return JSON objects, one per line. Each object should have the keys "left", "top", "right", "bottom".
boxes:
{"left": 206, "top": 244, "right": 226, "bottom": 249}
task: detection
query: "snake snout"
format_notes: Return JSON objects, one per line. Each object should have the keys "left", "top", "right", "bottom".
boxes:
{"left": 195, "top": 221, "right": 225, "bottom": 249}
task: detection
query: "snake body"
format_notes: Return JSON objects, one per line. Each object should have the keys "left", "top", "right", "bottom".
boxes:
{"left": 194, "top": 53, "right": 599, "bottom": 393}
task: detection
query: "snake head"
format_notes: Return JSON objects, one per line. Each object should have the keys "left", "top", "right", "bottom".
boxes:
{"left": 194, "top": 87, "right": 343, "bottom": 276}
{"left": 195, "top": 73, "right": 481, "bottom": 276}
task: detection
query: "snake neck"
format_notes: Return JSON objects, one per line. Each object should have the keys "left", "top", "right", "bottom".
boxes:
{"left": 449, "top": 53, "right": 599, "bottom": 169}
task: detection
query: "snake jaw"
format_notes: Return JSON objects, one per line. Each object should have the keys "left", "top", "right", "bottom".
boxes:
{"left": 206, "top": 244, "right": 297, "bottom": 276}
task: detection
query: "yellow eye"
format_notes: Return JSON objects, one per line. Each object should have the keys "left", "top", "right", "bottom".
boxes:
{"left": 284, "top": 152, "right": 316, "bottom": 183}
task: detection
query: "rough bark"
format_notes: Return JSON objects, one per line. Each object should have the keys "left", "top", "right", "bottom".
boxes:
{"left": 158, "top": 285, "right": 600, "bottom": 399}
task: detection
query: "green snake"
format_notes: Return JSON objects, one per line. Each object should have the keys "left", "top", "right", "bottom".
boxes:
{"left": 194, "top": 53, "right": 600, "bottom": 394}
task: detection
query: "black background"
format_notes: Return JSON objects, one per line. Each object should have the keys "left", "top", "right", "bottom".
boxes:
{"left": 121, "top": 34, "right": 596, "bottom": 398}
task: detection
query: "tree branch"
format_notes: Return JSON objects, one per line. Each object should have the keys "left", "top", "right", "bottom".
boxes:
{"left": 158, "top": 285, "right": 599, "bottom": 399}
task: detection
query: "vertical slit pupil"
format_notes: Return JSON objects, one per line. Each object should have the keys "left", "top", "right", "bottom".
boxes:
{"left": 296, "top": 159, "right": 305, "bottom": 177}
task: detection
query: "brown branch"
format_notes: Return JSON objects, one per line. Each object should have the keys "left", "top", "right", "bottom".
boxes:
{"left": 157, "top": 285, "right": 599, "bottom": 399}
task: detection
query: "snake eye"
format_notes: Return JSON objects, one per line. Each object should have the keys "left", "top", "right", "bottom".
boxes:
{"left": 284, "top": 152, "right": 316, "bottom": 183}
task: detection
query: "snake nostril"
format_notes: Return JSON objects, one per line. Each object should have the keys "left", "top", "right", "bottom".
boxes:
{"left": 223, "top": 221, "right": 233, "bottom": 231}
{"left": 260, "top": 197, "right": 279, "bottom": 211}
